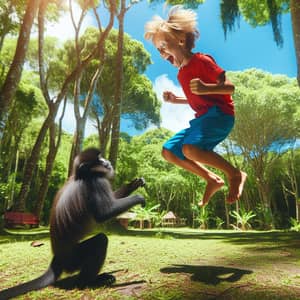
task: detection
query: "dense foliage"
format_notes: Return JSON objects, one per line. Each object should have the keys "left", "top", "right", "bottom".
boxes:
{"left": 0, "top": 1, "right": 299, "bottom": 232}
{"left": 0, "top": 67, "right": 299, "bottom": 229}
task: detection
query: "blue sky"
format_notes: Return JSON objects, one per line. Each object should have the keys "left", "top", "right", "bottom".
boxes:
{"left": 51, "top": 1, "right": 297, "bottom": 136}
{"left": 119, "top": 1, "right": 297, "bottom": 134}
{"left": 125, "top": 1, "right": 296, "bottom": 81}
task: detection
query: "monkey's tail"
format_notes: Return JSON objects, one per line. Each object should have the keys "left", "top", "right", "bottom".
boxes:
{"left": 0, "top": 257, "right": 61, "bottom": 300}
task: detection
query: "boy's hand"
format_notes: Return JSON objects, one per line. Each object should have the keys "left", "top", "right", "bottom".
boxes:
{"left": 190, "top": 77, "right": 234, "bottom": 95}
{"left": 190, "top": 78, "right": 208, "bottom": 95}
{"left": 163, "top": 91, "right": 177, "bottom": 103}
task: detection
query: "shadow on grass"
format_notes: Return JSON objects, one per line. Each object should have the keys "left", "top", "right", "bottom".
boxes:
{"left": 54, "top": 271, "right": 146, "bottom": 291}
{"left": 126, "top": 229, "right": 300, "bottom": 247}
{"left": 0, "top": 228, "right": 50, "bottom": 244}
{"left": 160, "top": 264, "right": 253, "bottom": 285}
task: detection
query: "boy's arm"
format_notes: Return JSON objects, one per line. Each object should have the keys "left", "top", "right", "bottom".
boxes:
{"left": 163, "top": 91, "right": 188, "bottom": 104}
{"left": 190, "top": 72, "right": 235, "bottom": 96}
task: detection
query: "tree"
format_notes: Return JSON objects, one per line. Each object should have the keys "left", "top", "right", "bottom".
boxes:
{"left": 228, "top": 69, "right": 300, "bottom": 226}
{"left": 281, "top": 147, "right": 300, "bottom": 221}
{"left": 290, "top": 0, "right": 300, "bottom": 85}
{"left": 33, "top": 97, "right": 67, "bottom": 218}
{"left": 89, "top": 30, "right": 160, "bottom": 158}
{"left": 220, "top": 0, "right": 300, "bottom": 86}
{"left": 0, "top": 0, "right": 40, "bottom": 136}
{"left": 0, "top": 76, "right": 46, "bottom": 212}
{"left": 14, "top": 0, "right": 116, "bottom": 212}
{"left": 117, "top": 128, "right": 203, "bottom": 222}
{"left": 67, "top": 0, "right": 115, "bottom": 171}
{"left": 0, "top": 0, "right": 24, "bottom": 53}
{"left": 109, "top": 0, "right": 145, "bottom": 170}
{"left": 149, "top": 0, "right": 205, "bottom": 9}
{"left": 151, "top": 1, "right": 300, "bottom": 86}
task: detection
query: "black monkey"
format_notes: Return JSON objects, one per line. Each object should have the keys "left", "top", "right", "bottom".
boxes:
{"left": 0, "top": 148, "right": 145, "bottom": 299}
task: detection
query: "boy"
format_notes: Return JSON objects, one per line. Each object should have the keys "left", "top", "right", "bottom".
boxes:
{"left": 144, "top": 6, "right": 246, "bottom": 206}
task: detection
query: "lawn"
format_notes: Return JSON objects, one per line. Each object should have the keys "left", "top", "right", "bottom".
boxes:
{"left": 0, "top": 227, "right": 300, "bottom": 299}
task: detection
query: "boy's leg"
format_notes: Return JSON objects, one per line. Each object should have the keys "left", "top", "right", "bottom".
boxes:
{"left": 162, "top": 148, "right": 224, "bottom": 206}
{"left": 181, "top": 145, "right": 247, "bottom": 203}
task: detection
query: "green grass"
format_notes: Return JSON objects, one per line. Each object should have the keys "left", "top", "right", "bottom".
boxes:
{"left": 1, "top": 227, "right": 300, "bottom": 299}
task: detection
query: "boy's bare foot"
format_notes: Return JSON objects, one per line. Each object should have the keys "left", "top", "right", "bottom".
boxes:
{"left": 199, "top": 177, "right": 224, "bottom": 207}
{"left": 226, "top": 171, "right": 247, "bottom": 204}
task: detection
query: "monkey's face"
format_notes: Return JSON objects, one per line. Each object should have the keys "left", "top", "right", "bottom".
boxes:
{"left": 91, "top": 156, "right": 114, "bottom": 178}
{"left": 74, "top": 149, "right": 114, "bottom": 180}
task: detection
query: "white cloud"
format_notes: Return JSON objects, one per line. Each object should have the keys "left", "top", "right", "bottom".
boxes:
{"left": 153, "top": 74, "right": 194, "bottom": 132}
{"left": 45, "top": 3, "right": 94, "bottom": 42}
{"left": 58, "top": 75, "right": 195, "bottom": 137}
{"left": 57, "top": 101, "right": 97, "bottom": 137}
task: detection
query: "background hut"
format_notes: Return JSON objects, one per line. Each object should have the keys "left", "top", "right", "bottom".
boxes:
{"left": 117, "top": 212, "right": 136, "bottom": 229}
{"left": 162, "top": 211, "right": 177, "bottom": 227}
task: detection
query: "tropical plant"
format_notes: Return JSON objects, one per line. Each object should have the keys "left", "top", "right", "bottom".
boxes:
{"left": 289, "top": 217, "right": 300, "bottom": 232}
{"left": 255, "top": 204, "right": 274, "bottom": 230}
{"left": 215, "top": 216, "right": 225, "bottom": 229}
{"left": 195, "top": 206, "right": 210, "bottom": 229}
{"left": 130, "top": 204, "right": 161, "bottom": 229}
{"left": 151, "top": 209, "right": 167, "bottom": 228}
{"left": 230, "top": 209, "right": 256, "bottom": 231}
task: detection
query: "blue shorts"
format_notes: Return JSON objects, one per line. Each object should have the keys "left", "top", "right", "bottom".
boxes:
{"left": 163, "top": 106, "right": 234, "bottom": 160}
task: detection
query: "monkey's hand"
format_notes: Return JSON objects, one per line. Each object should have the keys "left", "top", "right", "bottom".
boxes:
{"left": 95, "top": 195, "right": 146, "bottom": 223}
{"left": 128, "top": 194, "right": 146, "bottom": 208}
{"left": 113, "top": 178, "right": 146, "bottom": 199}
{"left": 138, "top": 195, "right": 146, "bottom": 207}
{"left": 130, "top": 177, "right": 146, "bottom": 189}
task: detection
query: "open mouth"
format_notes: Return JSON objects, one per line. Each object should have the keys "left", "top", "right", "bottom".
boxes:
{"left": 167, "top": 55, "right": 174, "bottom": 65}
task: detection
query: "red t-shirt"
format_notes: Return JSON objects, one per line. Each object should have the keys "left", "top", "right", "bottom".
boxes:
{"left": 177, "top": 53, "right": 234, "bottom": 118}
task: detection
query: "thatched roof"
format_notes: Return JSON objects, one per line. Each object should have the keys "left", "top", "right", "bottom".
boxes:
{"left": 162, "top": 211, "right": 177, "bottom": 220}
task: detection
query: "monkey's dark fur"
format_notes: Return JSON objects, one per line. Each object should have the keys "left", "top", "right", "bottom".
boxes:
{"left": 0, "top": 148, "right": 145, "bottom": 299}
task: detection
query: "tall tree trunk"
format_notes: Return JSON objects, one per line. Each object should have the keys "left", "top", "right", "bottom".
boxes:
{"left": 14, "top": 0, "right": 54, "bottom": 212}
{"left": 95, "top": 105, "right": 113, "bottom": 158}
{"left": 109, "top": 0, "right": 126, "bottom": 169}
{"left": 16, "top": 0, "right": 115, "bottom": 210}
{"left": 225, "top": 200, "right": 230, "bottom": 229}
{"left": 68, "top": 74, "right": 83, "bottom": 174}
{"left": 34, "top": 122, "right": 57, "bottom": 219}
{"left": 69, "top": 62, "right": 104, "bottom": 173}
{"left": 34, "top": 97, "right": 67, "bottom": 218}
{"left": 14, "top": 109, "right": 57, "bottom": 212}
{"left": 0, "top": 0, "right": 40, "bottom": 136}
{"left": 290, "top": 0, "right": 300, "bottom": 86}
{"left": 69, "top": 121, "right": 86, "bottom": 175}
{"left": 0, "top": 2, "right": 14, "bottom": 53}
{"left": 67, "top": 1, "right": 114, "bottom": 173}
{"left": 256, "top": 176, "right": 274, "bottom": 229}
{"left": 283, "top": 148, "right": 299, "bottom": 221}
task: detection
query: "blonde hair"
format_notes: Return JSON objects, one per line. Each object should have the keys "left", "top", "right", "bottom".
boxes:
{"left": 144, "top": 5, "right": 199, "bottom": 50}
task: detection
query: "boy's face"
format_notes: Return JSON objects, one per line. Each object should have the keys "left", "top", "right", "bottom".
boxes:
{"left": 153, "top": 31, "right": 185, "bottom": 68}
